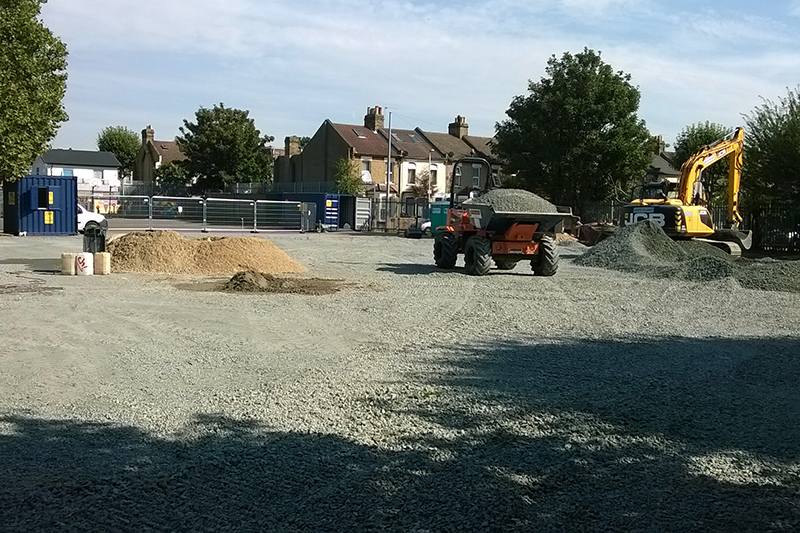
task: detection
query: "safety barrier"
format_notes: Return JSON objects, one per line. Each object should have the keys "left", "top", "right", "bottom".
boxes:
{"left": 82, "top": 194, "right": 303, "bottom": 232}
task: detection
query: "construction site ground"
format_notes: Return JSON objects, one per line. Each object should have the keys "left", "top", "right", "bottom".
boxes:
{"left": 0, "top": 228, "right": 798, "bottom": 531}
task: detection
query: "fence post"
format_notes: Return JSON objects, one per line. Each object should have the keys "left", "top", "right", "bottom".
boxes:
{"left": 202, "top": 198, "right": 208, "bottom": 233}
{"left": 252, "top": 201, "right": 258, "bottom": 233}
{"left": 148, "top": 196, "right": 153, "bottom": 231}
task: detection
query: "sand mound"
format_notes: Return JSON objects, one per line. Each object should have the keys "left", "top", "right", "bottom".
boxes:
{"left": 223, "top": 271, "right": 344, "bottom": 295}
{"left": 107, "top": 231, "right": 305, "bottom": 275}
{"left": 465, "top": 188, "right": 557, "bottom": 213}
{"left": 574, "top": 221, "right": 800, "bottom": 293}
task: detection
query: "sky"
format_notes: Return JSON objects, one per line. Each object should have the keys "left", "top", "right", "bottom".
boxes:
{"left": 40, "top": 0, "right": 800, "bottom": 152}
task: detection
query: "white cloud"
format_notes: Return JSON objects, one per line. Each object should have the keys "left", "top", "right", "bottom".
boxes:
{"left": 39, "top": 1, "right": 800, "bottom": 150}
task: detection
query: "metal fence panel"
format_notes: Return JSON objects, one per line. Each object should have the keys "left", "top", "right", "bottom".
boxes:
{"left": 255, "top": 200, "right": 302, "bottom": 230}
{"left": 205, "top": 198, "right": 256, "bottom": 230}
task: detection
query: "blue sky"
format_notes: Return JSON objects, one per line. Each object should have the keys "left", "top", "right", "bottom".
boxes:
{"left": 41, "top": 0, "right": 800, "bottom": 151}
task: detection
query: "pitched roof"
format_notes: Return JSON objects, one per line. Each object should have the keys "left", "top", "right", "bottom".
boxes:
{"left": 650, "top": 153, "right": 680, "bottom": 177}
{"left": 152, "top": 140, "right": 185, "bottom": 164}
{"left": 40, "top": 149, "right": 121, "bottom": 168}
{"left": 463, "top": 135, "right": 495, "bottom": 160}
{"left": 380, "top": 128, "right": 438, "bottom": 159}
{"left": 415, "top": 131, "right": 475, "bottom": 160}
{"left": 330, "top": 121, "right": 388, "bottom": 157}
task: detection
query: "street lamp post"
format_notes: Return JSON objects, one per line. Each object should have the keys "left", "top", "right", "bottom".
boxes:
{"left": 428, "top": 149, "right": 435, "bottom": 198}
{"left": 385, "top": 110, "right": 392, "bottom": 229}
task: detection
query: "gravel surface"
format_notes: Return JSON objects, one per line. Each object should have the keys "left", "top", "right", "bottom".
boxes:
{"left": 576, "top": 220, "right": 800, "bottom": 293}
{"left": 0, "top": 229, "right": 799, "bottom": 531}
{"left": 466, "top": 188, "right": 558, "bottom": 213}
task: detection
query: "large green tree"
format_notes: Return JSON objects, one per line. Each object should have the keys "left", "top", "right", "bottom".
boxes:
{"left": 673, "top": 121, "right": 731, "bottom": 206}
{"left": 742, "top": 87, "right": 800, "bottom": 209}
{"left": 177, "top": 103, "right": 274, "bottom": 192}
{"left": 493, "top": 48, "right": 651, "bottom": 216}
{"left": 0, "top": 0, "right": 68, "bottom": 183}
{"left": 97, "top": 126, "right": 140, "bottom": 178}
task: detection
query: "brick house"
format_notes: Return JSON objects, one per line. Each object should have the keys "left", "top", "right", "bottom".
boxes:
{"left": 133, "top": 125, "right": 186, "bottom": 182}
{"left": 274, "top": 107, "right": 500, "bottom": 200}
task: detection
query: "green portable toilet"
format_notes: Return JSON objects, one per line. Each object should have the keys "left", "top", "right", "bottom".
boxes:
{"left": 429, "top": 201, "right": 450, "bottom": 235}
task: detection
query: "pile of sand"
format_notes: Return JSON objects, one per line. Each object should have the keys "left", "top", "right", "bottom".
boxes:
{"left": 574, "top": 220, "right": 800, "bottom": 293}
{"left": 107, "top": 231, "right": 306, "bottom": 275}
{"left": 223, "top": 271, "right": 344, "bottom": 295}
{"left": 465, "top": 188, "right": 557, "bottom": 213}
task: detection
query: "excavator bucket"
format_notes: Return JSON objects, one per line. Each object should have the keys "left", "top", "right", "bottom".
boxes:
{"left": 712, "top": 229, "right": 752, "bottom": 250}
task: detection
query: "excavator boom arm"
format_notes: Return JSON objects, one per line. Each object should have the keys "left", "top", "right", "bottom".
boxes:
{"left": 676, "top": 127, "right": 744, "bottom": 226}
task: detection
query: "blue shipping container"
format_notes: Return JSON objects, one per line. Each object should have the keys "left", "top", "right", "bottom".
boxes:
{"left": 2, "top": 175, "right": 77, "bottom": 235}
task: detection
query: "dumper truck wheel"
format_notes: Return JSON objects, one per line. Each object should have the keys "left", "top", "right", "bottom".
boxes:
{"left": 434, "top": 232, "right": 458, "bottom": 269}
{"left": 464, "top": 235, "right": 492, "bottom": 276}
{"left": 532, "top": 235, "right": 559, "bottom": 276}
{"left": 494, "top": 258, "right": 518, "bottom": 270}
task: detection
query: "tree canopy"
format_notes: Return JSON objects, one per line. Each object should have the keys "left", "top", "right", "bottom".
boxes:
{"left": 97, "top": 126, "right": 140, "bottom": 178}
{"left": 673, "top": 121, "right": 732, "bottom": 206}
{"left": 493, "top": 48, "right": 651, "bottom": 216}
{"left": 742, "top": 87, "right": 800, "bottom": 210}
{"left": 334, "top": 156, "right": 363, "bottom": 195}
{"left": 177, "top": 103, "right": 274, "bottom": 192}
{"left": 0, "top": 0, "right": 68, "bottom": 183}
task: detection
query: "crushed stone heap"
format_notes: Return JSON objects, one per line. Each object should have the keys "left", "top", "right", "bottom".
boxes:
{"left": 465, "top": 188, "right": 557, "bottom": 213}
{"left": 574, "top": 220, "right": 800, "bottom": 293}
{"left": 107, "top": 231, "right": 306, "bottom": 275}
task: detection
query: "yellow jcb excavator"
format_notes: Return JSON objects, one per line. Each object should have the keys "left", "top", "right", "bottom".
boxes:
{"left": 622, "top": 126, "right": 752, "bottom": 254}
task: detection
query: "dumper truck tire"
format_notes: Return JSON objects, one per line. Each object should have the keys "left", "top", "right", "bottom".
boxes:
{"left": 494, "top": 258, "right": 518, "bottom": 270}
{"left": 464, "top": 235, "right": 492, "bottom": 276}
{"left": 434, "top": 232, "right": 458, "bottom": 269}
{"left": 532, "top": 235, "right": 559, "bottom": 276}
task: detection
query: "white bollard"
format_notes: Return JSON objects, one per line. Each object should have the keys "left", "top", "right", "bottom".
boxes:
{"left": 75, "top": 252, "right": 94, "bottom": 276}
{"left": 61, "top": 253, "right": 76, "bottom": 275}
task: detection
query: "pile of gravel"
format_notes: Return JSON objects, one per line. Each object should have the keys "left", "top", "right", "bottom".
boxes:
{"left": 466, "top": 188, "right": 557, "bottom": 213}
{"left": 574, "top": 220, "right": 800, "bottom": 292}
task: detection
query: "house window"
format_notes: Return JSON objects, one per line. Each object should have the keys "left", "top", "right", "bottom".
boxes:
{"left": 472, "top": 165, "right": 481, "bottom": 187}
{"left": 430, "top": 165, "right": 438, "bottom": 185}
{"left": 391, "top": 133, "right": 402, "bottom": 142}
{"left": 455, "top": 165, "right": 462, "bottom": 187}
{"left": 62, "top": 169, "right": 73, "bottom": 177}
{"left": 362, "top": 158, "right": 371, "bottom": 173}
{"left": 94, "top": 170, "right": 103, "bottom": 180}
{"left": 409, "top": 133, "right": 422, "bottom": 143}
{"left": 407, "top": 168, "right": 416, "bottom": 184}
{"left": 353, "top": 128, "right": 366, "bottom": 138}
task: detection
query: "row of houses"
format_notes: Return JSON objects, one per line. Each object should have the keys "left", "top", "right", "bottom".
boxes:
{"left": 274, "top": 106, "right": 500, "bottom": 202}
{"left": 29, "top": 106, "right": 502, "bottom": 201}
{"left": 29, "top": 105, "right": 679, "bottom": 204}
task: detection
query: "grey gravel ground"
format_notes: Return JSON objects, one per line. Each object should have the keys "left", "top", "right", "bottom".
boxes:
{"left": 0, "top": 229, "right": 799, "bottom": 532}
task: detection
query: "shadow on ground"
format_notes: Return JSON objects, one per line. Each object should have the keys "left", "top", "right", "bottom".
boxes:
{"left": 1, "top": 336, "right": 798, "bottom": 531}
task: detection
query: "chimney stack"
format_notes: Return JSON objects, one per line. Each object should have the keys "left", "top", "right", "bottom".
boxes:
{"left": 448, "top": 115, "right": 468, "bottom": 139}
{"left": 364, "top": 106, "right": 385, "bottom": 131}
{"left": 142, "top": 125, "right": 154, "bottom": 144}
{"left": 285, "top": 136, "right": 301, "bottom": 156}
